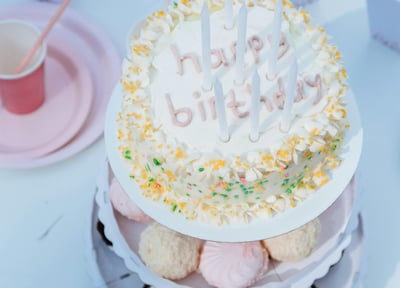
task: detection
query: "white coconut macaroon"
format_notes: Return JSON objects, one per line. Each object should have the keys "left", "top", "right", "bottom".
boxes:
{"left": 262, "top": 218, "right": 321, "bottom": 262}
{"left": 138, "top": 222, "right": 202, "bottom": 280}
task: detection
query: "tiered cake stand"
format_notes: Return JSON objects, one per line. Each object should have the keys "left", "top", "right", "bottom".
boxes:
{"left": 90, "top": 0, "right": 364, "bottom": 281}
{"left": 86, "top": 159, "right": 365, "bottom": 288}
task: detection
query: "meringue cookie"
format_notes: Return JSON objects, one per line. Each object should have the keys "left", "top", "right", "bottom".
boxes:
{"left": 199, "top": 241, "right": 269, "bottom": 288}
{"left": 109, "top": 177, "right": 152, "bottom": 222}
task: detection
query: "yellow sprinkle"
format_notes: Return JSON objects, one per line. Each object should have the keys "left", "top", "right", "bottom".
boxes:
{"left": 132, "top": 44, "right": 151, "bottom": 57}
{"left": 153, "top": 10, "right": 166, "bottom": 18}
{"left": 300, "top": 10, "right": 310, "bottom": 24}
{"left": 175, "top": 147, "right": 187, "bottom": 159}
{"left": 283, "top": 0, "right": 294, "bottom": 8}
{"left": 276, "top": 149, "right": 291, "bottom": 161}
{"left": 164, "top": 170, "right": 176, "bottom": 182}
{"left": 340, "top": 68, "right": 348, "bottom": 79}
{"left": 129, "top": 65, "right": 142, "bottom": 74}
{"left": 206, "top": 160, "right": 226, "bottom": 171}
{"left": 128, "top": 112, "right": 142, "bottom": 120}
{"left": 122, "top": 80, "right": 141, "bottom": 94}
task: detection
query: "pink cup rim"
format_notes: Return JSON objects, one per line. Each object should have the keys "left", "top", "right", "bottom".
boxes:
{"left": 0, "top": 19, "right": 47, "bottom": 80}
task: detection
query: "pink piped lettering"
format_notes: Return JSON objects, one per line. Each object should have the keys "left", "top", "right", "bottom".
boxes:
{"left": 294, "top": 80, "right": 306, "bottom": 103}
{"left": 170, "top": 44, "right": 202, "bottom": 75}
{"left": 248, "top": 35, "right": 263, "bottom": 64}
{"left": 165, "top": 93, "right": 193, "bottom": 127}
{"left": 305, "top": 74, "right": 323, "bottom": 105}
{"left": 211, "top": 49, "right": 230, "bottom": 68}
{"left": 272, "top": 78, "right": 286, "bottom": 110}
{"left": 227, "top": 90, "right": 249, "bottom": 118}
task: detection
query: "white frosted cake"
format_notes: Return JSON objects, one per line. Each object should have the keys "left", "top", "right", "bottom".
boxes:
{"left": 116, "top": 0, "right": 349, "bottom": 225}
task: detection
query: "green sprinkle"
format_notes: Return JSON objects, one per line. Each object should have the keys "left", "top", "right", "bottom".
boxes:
{"left": 221, "top": 194, "right": 228, "bottom": 198}
{"left": 145, "top": 163, "right": 151, "bottom": 172}
{"left": 234, "top": 195, "right": 239, "bottom": 199}
{"left": 225, "top": 188, "right": 232, "bottom": 192}
{"left": 186, "top": 193, "right": 191, "bottom": 197}
{"left": 307, "top": 156, "right": 312, "bottom": 160}
{"left": 149, "top": 178, "right": 154, "bottom": 182}
{"left": 333, "top": 144, "right": 337, "bottom": 151}
{"left": 125, "top": 155, "right": 132, "bottom": 160}
{"left": 153, "top": 158, "right": 161, "bottom": 166}
{"left": 198, "top": 167, "right": 205, "bottom": 172}
{"left": 172, "top": 204, "right": 177, "bottom": 212}
{"left": 281, "top": 178, "right": 290, "bottom": 186}
{"left": 286, "top": 188, "right": 293, "bottom": 194}
{"left": 212, "top": 192, "right": 218, "bottom": 196}
{"left": 173, "top": 1, "right": 178, "bottom": 7}
{"left": 290, "top": 183, "right": 296, "bottom": 189}
{"left": 125, "top": 150, "right": 131, "bottom": 155}
{"left": 129, "top": 175, "right": 135, "bottom": 179}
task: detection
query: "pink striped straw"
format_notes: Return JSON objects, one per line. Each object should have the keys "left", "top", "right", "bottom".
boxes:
{"left": 15, "top": 0, "right": 71, "bottom": 74}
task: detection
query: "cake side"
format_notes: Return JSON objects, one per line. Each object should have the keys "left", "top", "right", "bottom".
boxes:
{"left": 116, "top": 0, "right": 349, "bottom": 225}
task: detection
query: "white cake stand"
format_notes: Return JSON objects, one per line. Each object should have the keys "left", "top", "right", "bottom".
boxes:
{"left": 86, "top": 188, "right": 365, "bottom": 288}
{"left": 88, "top": 159, "right": 363, "bottom": 288}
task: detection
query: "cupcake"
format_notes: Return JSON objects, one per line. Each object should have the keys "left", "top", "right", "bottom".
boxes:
{"left": 199, "top": 241, "right": 269, "bottom": 288}
{"left": 109, "top": 177, "right": 152, "bottom": 222}
{"left": 262, "top": 218, "right": 321, "bottom": 262}
{"left": 138, "top": 223, "right": 202, "bottom": 280}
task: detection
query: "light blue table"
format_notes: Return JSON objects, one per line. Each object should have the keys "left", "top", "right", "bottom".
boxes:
{"left": 1, "top": 0, "right": 399, "bottom": 287}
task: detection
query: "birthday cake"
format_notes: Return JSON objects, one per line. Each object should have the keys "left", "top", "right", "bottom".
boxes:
{"left": 115, "top": 0, "right": 349, "bottom": 225}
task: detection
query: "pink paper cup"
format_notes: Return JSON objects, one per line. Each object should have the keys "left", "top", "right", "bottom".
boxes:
{"left": 0, "top": 20, "right": 47, "bottom": 115}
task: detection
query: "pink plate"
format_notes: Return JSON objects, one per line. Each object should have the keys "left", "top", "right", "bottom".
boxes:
{"left": 0, "top": 2, "right": 121, "bottom": 168}
{"left": 0, "top": 32, "right": 93, "bottom": 163}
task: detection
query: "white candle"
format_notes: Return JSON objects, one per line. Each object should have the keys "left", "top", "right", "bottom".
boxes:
{"left": 267, "top": 0, "right": 283, "bottom": 80}
{"left": 214, "top": 78, "right": 229, "bottom": 142}
{"left": 281, "top": 56, "right": 298, "bottom": 133}
{"left": 202, "top": 1, "right": 212, "bottom": 91}
{"left": 235, "top": 3, "right": 247, "bottom": 85}
{"left": 250, "top": 70, "right": 260, "bottom": 142}
{"left": 224, "top": 0, "right": 234, "bottom": 29}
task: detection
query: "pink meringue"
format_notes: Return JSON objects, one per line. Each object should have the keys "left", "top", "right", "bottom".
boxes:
{"left": 109, "top": 177, "right": 152, "bottom": 222}
{"left": 199, "top": 241, "right": 269, "bottom": 288}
